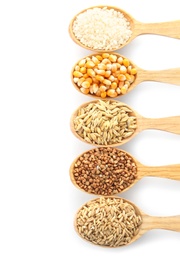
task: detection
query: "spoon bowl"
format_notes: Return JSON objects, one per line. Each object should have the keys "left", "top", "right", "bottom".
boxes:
{"left": 74, "top": 196, "right": 180, "bottom": 247}
{"left": 71, "top": 52, "right": 180, "bottom": 98}
{"left": 70, "top": 99, "right": 180, "bottom": 147}
{"left": 70, "top": 147, "right": 180, "bottom": 196}
{"left": 69, "top": 5, "right": 180, "bottom": 52}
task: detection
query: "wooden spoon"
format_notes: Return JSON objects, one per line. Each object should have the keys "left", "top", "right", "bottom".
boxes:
{"left": 70, "top": 99, "right": 180, "bottom": 147}
{"left": 70, "top": 147, "right": 180, "bottom": 196}
{"left": 71, "top": 52, "right": 180, "bottom": 98}
{"left": 74, "top": 196, "right": 180, "bottom": 247}
{"left": 69, "top": 5, "right": 180, "bottom": 52}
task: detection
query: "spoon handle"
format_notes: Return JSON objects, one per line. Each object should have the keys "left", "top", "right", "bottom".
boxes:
{"left": 139, "top": 116, "right": 180, "bottom": 135}
{"left": 134, "top": 20, "right": 180, "bottom": 39}
{"left": 143, "top": 215, "right": 180, "bottom": 232}
{"left": 138, "top": 68, "right": 180, "bottom": 86}
{"left": 138, "top": 164, "right": 180, "bottom": 180}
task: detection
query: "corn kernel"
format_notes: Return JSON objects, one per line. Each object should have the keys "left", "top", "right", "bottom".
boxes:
{"left": 117, "top": 56, "right": 123, "bottom": 64}
{"left": 96, "top": 55, "right": 103, "bottom": 61}
{"left": 101, "top": 92, "right": 107, "bottom": 98}
{"left": 104, "top": 70, "right": 111, "bottom": 78}
{"left": 95, "top": 75, "right": 104, "bottom": 82}
{"left": 98, "top": 63, "right": 106, "bottom": 70}
{"left": 109, "top": 75, "right": 115, "bottom": 82}
{"left": 73, "top": 77, "right": 79, "bottom": 83}
{"left": 95, "top": 69, "right": 106, "bottom": 76}
{"left": 131, "top": 68, "right": 137, "bottom": 75}
{"left": 73, "top": 71, "right": 83, "bottom": 78}
{"left": 111, "top": 63, "right": 117, "bottom": 73}
{"left": 92, "top": 83, "right": 99, "bottom": 93}
{"left": 91, "top": 56, "right": 100, "bottom": 65}
{"left": 102, "top": 53, "right": 110, "bottom": 59}
{"left": 118, "top": 74, "right": 126, "bottom": 81}
{"left": 78, "top": 59, "right": 86, "bottom": 67}
{"left": 75, "top": 65, "right": 80, "bottom": 71}
{"left": 82, "top": 81, "right": 90, "bottom": 88}
{"left": 99, "top": 85, "right": 106, "bottom": 92}
{"left": 95, "top": 89, "right": 101, "bottom": 97}
{"left": 103, "top": 79, "right": 111, "bottom": 86}
{"left": 107, "top": 89, "right": 118, "bottom": 98}
{"left": 121, "top": 85, "right": 128, "bottom": 94}
{"left": 102, "top": 58, "right": 111, "bottom": 64}
{"left": 123, "top": 58, "right": 130, "bottom": 67}
{"left": 83, "top": 73, "right": 89, "bottom": 79}
{"left": 120, "top": 65, "right": 127, "bottom": 74}
{"left": 86, "top": 60, "right": 95, "bottom": 68}
{"left": 109, "top": 54, "right": 117, "bottom": 62}
{"left": 77, "top": 77, "right": 85, "bottom": 87}
{"left": 86, "top": 77, "right": 93, "bottom": 84}
{"left": 80, "top": 87, "right": 90, "bottom": 94}
{"left": 80, "top": 67, "right": 86, "bottom": 74}
{"left": 87, "top": 69, "right": 96, "bottom": 77}
{"left": 111, "top": 82, "right": 117, "bottom": 89}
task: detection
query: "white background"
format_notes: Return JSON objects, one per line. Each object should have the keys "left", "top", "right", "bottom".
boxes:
{"left": 0, "top": 0, "right": 180, "bottom": 259}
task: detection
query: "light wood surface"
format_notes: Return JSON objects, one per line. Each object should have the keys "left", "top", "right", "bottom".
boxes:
{"left": 74, "top": 196, "right": 180, "bottom": 247}
{"left": 69, "top": 147, "right": 180, "bottom": 195}
{"left": 70, "top": 99, "right": 180, "bottom": 147}
{"left": 71, "top": 52, "right": 180, "bottom": 99}
{"left": 69, "top": 5, "right": 180, "bottom": 52}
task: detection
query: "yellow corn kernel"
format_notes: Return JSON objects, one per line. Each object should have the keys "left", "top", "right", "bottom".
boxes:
{"left": 77, "top": 77, "right": 85, "bottom": 87}
{"left": 86, "top": 60, "right": 95, "bottom": 68}
{"left": 131, "top": 68, "right": 137, "bottom": 75}
{"left": 75, "top": 65, "right": 80, "bottom": 71}
{"left": 104, "top": 70, "right": 111, "bottom": 78}
{"left": 99, "top": 85, "right": 106, "bottom": 92}
{"left": 98, "top": 63, "right": 106, "bottom": 70}
{"left": 118, "top": 74, "right": 126, "bottom": 81}
{"left": 117, "top": 56, "right": 123, "bottom": 64}
{"left": 95, "top": 75, "right": 104, "bottom": 82}
{"left": 87, "top": 69, "right": 96, "bottom": 77}
{"left": 120, "top": 65, "right": 127, "bottom": 74}
{"left": 82, "top": 81, "right": 90, "bottom": 89}
{"left": 109, "top": 54, "right": 117, "bottom": 62}
{"left": 109, "top": 75, "right": 115, "bottom": 82}
{"left": 83, "top": 73, "right": 89, "bottom": 79}
{"left": 96, "top": 55, "right": 103, "bottom": 61}
{"left": 118, "top": 81, "right": 124, "bottom": 88}
{"left": 92, "top": 83, "right": 99, "bottom": 94}
{"left": 116, "top": 87, "right": 121, "bottom": 94}
{"left": 73, "top": 71, "right": 83, "bottom": 78}
{"left": 111, "top": 82, "right": 117, "bottom": 89}
{"left": 80, "top": 87, "right": 90, "bottom": 94}
{"left": 127, "top": 65, "right": 132, "bottom": 74}
{"left": 111, "top": 63, "right": 117, "bottom": 73}
{"left": 92, "top": 56, "right": 100, "bottom": 65}
{"left": 123, "top": 58, "right": 130, "bottom": 67}
{"left": 102, "top": 58, "right": 111, "bottom": 64}
{"left": 106, "top": 64, "right": 112, "bottom": 70}
{"left": 73, "top": 77, "right": 78, "bottom": 83}
{"left": 102, "top": 53, "right": 110, "bottom": 59}
{"left": 129, "top": 74, "right": 135, "bottom": 83}
{"left": 86, "top": 77, "right": 93, "bottom": 84}
{"left": 92, "top": 78, "right": 99, "bottom": 84}
{"left": 125, "top": 73, "right": 131, "bottom": 81}
{"left": 95, "top": 69, "right": 106, "bottom": 76}
{"left": 80, "top": 67, "right": 86, "bottom": 74}
{"left": 101, "top": 91, "right": 107, "bottom": 98}
{"left": 103, "top": 79, "right": 111, "bottom": 86}
{"left": 121, "top": 85, "right": 128, "bottom": 94}
{"left": 95, "top": 89, "right": 101, "bottom": 97}
{"left": 78, "top": 59, "right": 86, "bottom": 67}
{"left": 107, "top": 89, "right": 118, "bottom": 98}
{"left": 125, "top": 81, "right": 130, "bottom": 88}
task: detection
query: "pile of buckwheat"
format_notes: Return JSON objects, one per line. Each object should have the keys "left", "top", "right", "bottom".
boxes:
{"left": 75, "top": 196, "right": 142, "bottom": 247}
{"left": 72, "top": 147, "right": 137, "bottom": 195}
